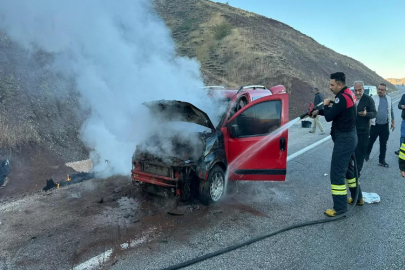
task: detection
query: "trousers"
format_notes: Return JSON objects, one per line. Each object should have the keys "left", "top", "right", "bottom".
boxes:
{"left": 400, "top": 120, "right": 405, "bottom": 149}
{"left": 355, "top": 131, "right": 369, "bottom": 178}
{"left": 330, "top": 129, "right": 358, "bottom": 214}
{"left": 366, "top": 124, "right": 389, "bottom": 162}
{"left": 312, "top": 115, "right": 324, "bottom": 133}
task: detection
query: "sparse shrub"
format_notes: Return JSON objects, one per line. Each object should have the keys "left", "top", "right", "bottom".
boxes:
{"left": 212, "top": 21, "right": 232, "bottom": 40}
{"left": 177, "top": 18, "right": 196, "bottom": 32}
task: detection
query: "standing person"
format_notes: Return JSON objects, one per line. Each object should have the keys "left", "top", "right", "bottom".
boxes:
{"left": 365, "top": 83, "right": 395, "bottom": 167}
{"left": 395, "top": 92, "right": 405, "bottom": 155}
{"left": 353, "top": 81, "right": 377, "bottom": 178}
{"left": 311, "top": 72, "right": 359, "bottom": 217}
{"left": 309, "top": 88, "right": 325, "bottom": 135}
{"left": 398, "top": 137, "right": 405, "bottom": 177}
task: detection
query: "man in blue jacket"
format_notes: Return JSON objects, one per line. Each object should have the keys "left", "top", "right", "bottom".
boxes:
{"left": 365, "top": 83, "right": 395, "bottom": 167}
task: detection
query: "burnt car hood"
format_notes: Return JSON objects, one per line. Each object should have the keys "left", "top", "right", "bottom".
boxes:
{"left": 144, "top": 100, "right": 215, "bottom": 131}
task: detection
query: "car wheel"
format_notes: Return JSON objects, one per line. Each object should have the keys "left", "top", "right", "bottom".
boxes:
{"left": 199, "top": 166, "right": 225, "bottom": 205}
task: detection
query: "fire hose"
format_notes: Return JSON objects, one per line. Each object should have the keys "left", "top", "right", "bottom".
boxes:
{"left": 161, "top": 104, "right": 359, "bottom": 270}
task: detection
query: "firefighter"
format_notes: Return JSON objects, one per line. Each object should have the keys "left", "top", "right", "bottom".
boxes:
{"left": 311, "top": 72, "right": 358, "bottom": 217}
{"left": 399, "top": 137, "right": 405, "bottom": 177}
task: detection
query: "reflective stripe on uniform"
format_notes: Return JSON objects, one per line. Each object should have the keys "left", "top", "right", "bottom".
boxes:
{"left": 332, "top": 190, "right": 347, "bottom": 195}
{"left": 331, "top": 184, "right": 347, "bottom": 195}
{"left": 346, "top": 178, "right": 356, "bottom": 188}
{"left": 400, "top": 142, "right": 405, "bottom": 160}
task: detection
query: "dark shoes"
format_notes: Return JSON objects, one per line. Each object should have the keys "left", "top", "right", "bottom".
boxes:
{"left": 378, "top": 161, "right": 389, "bottom": 168}
{"left": 395, "top": 150, "right": 400, "bottom": 155}
{"left": 365, "top": 155, "right": 370, "bottom": 161}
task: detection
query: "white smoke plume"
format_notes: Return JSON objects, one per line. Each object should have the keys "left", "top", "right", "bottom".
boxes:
{"left": 0, "top": 0, "right": 225, "bottom": 176}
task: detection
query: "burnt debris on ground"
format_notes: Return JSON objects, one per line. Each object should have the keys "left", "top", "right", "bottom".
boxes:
{"left": 43, "top": 172, "right": 96, "bottom": 191}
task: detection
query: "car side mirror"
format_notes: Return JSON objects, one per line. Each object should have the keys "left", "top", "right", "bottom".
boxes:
{"left": 230, "top": 124, "right": 240, "bottom": 138}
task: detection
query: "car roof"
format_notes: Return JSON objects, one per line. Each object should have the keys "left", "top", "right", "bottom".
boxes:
{"left": 207, "top": 85, "right": 286, "bottom": 101}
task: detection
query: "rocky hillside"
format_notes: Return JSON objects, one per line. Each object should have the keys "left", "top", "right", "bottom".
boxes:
{"left": 386, "top": 78, "right": 405, "bottom": 85}
{"left": 0, "top": 0, "right": 396, "bottom": 152}
{"left": 0, "top": 31, "right": 87, "bottom": 159}
{"left": 155, "top": 0, "right": 396, "bottom": 116}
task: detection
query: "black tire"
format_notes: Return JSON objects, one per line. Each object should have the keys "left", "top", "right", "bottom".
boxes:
{"left": 199, "top": 165, "right": 225, "bottom": 205}
{"left": 180, "top": 177, "right": 191, "bottom": 202}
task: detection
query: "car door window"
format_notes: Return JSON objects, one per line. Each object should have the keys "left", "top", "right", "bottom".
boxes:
{"left": 229, "top": 97, "right": 247, "bottom": 119}
{"left": 232, "top": 100, "right": 281, "bottom": 137}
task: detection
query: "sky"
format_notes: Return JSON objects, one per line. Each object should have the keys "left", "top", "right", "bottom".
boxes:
{"left": 215, "top": 0, "right": 404, "bottom": 79}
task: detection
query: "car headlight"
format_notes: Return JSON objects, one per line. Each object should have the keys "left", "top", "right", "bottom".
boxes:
{"left": 203, "top": 136, "right": 217, "bottom": 157}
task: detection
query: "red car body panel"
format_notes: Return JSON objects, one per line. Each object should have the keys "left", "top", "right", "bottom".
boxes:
{"left": 131, "top": 85, "right": 289, "bottom": 188}
{"left": 222, "top": 94, "right": 289, "bottom": 181}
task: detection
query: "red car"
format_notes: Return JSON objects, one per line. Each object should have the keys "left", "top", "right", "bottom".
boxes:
{"left": 131, "top": 85, "right": 289, "bottom": 204}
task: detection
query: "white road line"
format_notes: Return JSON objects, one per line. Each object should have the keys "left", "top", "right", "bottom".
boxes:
{"left": 73, "top": 227, "right": 157, "bottom": 270}
{"left": 287, "top": 135, "right": 331, "bottom": 162}
{"left": 72, "top": 249, "right": 113, "bottom": 270}
{"left": 120, "top": 227, "right": 157, "bottom": 250}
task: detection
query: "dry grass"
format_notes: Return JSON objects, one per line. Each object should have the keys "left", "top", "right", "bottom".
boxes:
{"left": 0, "top": 111, "right": 40, "bottom": 149}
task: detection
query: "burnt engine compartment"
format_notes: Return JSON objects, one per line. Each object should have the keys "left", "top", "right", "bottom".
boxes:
{"left": 132, "top": 127, "right": 217, "bottom": 200}
{"left": 135, "top": 132, "right": 205, "bottom": 166}
{"left": 133, "top": 131, "right": 206, "bottom": 200}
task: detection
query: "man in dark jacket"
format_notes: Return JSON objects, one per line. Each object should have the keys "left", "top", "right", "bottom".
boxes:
{"left": 346, "top": 81, "right": 377, "bottom": 206}
{"left": 311, "top": 72, "right": 359, "bottom": 217}
{"left": 353, "top": 81, "right": 377, "bottom": 177}
{"left": 309, "top": 88, "right": 325, "bottom": 135}
{"left": 395, "top": 93, "right": 405, "bottom": 155}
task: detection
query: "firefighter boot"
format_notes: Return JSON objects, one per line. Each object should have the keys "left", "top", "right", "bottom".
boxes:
{"left": 324, "top": 209, "right": 336, "bottom": 217}
{"left": 348, "top": 198, "right": 365, "bottom": 206}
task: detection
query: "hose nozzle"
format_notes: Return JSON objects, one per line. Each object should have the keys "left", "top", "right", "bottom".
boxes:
{"left": 300, "top": 102, "right": 324, "bottom": 119}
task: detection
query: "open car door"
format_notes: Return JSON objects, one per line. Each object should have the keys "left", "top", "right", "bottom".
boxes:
{"left": 223, "top": 94, "right": 289, "bottom": 181}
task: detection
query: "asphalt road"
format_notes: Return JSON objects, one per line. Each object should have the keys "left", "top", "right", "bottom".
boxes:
{"left": 110, "top": 90, "right": 405, "bottom": 270}
{"left": 1, "top": 90, "right": 404, "bottom": 270}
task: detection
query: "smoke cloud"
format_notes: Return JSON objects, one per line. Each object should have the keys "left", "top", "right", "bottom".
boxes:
{"left": 0, "top": 0, "right": 224, "bottom": 176}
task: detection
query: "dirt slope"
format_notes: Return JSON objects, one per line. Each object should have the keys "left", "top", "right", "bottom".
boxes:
{"left": 155, "top": 0, "right": 396, "bottom": 117}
